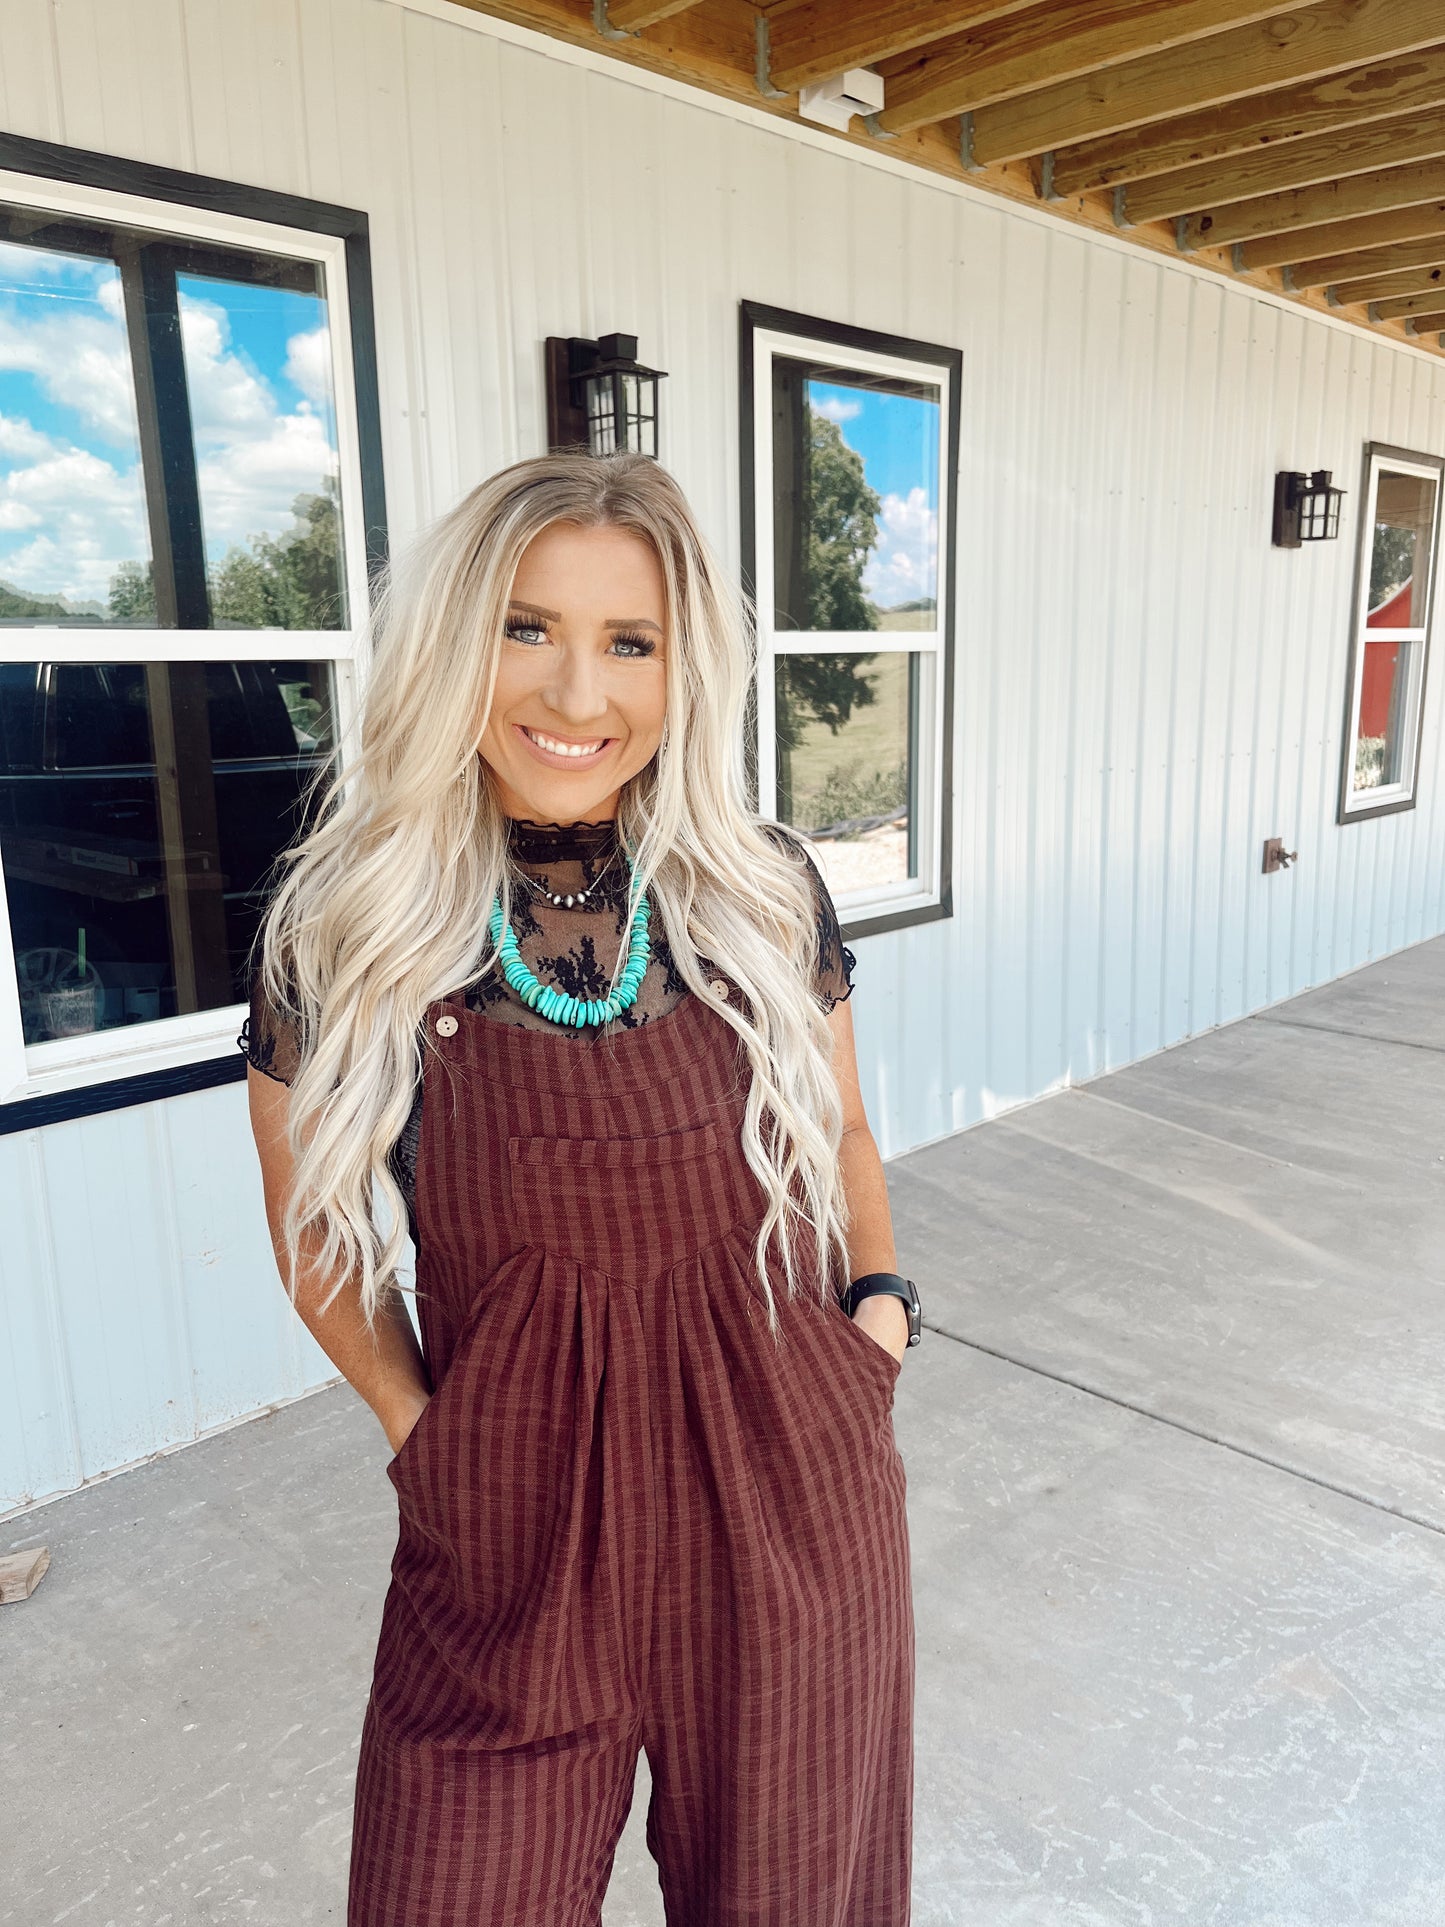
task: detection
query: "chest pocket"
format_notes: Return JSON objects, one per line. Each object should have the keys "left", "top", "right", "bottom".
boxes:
{"left": 506, "top": 1119, "right": 744, "bottom": 1284}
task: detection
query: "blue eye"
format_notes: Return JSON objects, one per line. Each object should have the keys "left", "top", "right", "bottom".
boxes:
{"left": 504, "top": 618, "right": 548, "bottom": 645}
{"left": 609, "top": 630, "right": 657, "bottom": 659}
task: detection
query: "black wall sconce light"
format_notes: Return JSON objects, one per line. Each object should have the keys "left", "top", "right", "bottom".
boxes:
{"left": 544, "top": 332, "right": 668, "bottom": 457}
{"left": 1272, "top": 468, "right": 1346, "bottom": 547}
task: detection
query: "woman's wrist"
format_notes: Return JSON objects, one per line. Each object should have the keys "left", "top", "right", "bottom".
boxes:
{"left": 851, "top": 1289, "right": 910, "bottom": 1361}
{"left": 378, "top": 1383, "right": 431, "bottom": 1456}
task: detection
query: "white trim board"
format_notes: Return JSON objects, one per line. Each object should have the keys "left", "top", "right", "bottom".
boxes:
{"left": 377, "top": 0, "right": 1445, "bottom": 373}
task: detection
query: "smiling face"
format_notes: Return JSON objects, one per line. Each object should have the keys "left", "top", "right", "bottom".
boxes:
{"left": 477, "top": 520, "right": 670, "bottom": 825}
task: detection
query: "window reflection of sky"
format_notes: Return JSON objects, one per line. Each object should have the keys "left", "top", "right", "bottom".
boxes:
{"left": 806, "top": 378, "right": 940, "bottom": 614}
{"left": 0, "top": 238, "right": 339, "bottom": 612}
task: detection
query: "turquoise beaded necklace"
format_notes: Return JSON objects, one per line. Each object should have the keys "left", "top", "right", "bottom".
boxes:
{"left": 488, "top": 851, "right": 651, "bottom": 1030}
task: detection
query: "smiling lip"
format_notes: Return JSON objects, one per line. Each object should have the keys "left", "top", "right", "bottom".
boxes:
{"left": 515, "top": 722, "right": 613, "bottom": 768}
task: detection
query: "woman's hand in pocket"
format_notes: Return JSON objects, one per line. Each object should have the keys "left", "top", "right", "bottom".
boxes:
{"left": 382, "top": 1388, "right": 432, "bottom": 1458}
{"left": 852, "top": 1291, "right": 910, "bottom": 1366}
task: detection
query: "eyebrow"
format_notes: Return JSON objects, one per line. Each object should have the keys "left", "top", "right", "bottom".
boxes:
{"left": 508, "top": 598, "right": 663, "bottom": 635}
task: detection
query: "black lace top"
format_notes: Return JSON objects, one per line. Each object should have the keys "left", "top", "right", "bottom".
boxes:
{"left": 239, "top": 815, "right": 856, "bottom": 1243}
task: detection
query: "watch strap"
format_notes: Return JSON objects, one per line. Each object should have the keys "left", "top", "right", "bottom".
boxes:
{"left": 841, "top": 1271, "right": 922, "bottom": 1344}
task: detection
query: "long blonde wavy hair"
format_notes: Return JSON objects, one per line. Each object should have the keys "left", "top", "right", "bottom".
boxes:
{"left": 254, "top": 448, "right": 852, "bottom": 1337}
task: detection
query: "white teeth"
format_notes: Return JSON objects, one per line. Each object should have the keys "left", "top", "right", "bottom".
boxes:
{"left": 524, "top": 726, "right": 605, "bottom": 758}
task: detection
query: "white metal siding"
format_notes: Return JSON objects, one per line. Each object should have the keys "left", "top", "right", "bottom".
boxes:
{"left": 3, "top": 0, "right": 1443, "bottom": 1508}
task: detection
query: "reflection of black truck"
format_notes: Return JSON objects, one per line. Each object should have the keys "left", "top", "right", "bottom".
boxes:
{"left": 0, "top": 661, "right": 329, "bottom": 1042}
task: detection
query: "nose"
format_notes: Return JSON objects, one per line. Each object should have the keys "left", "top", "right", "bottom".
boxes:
{"left": 543, "top": 644, "right": 611, "bottom": 731}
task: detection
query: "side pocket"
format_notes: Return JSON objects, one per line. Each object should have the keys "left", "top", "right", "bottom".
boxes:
{"left": 833, "top": 1294, "right": 904, "bottom": 1396}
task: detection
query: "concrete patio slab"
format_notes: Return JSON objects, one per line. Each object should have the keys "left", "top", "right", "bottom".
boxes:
{"left": 4, "top": 936, "right": 1442, "bottom": 1924}
{"left": 890, "top": 941, "right": 1445, "bottom": 1530}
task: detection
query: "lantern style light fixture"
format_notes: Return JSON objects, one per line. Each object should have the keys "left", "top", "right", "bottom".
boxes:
{"left": 544, "top": 332, "right": 668, "bottom": 458}
{"left": 1272, "top": 468, "right": 1346, "bottom": 547}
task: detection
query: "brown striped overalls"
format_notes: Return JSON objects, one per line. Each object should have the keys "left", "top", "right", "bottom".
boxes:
{"left": 349, "top": 980, "right": 913, "bottom": 1924}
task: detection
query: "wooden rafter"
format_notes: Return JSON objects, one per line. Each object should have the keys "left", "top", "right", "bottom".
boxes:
{"left": 1403, "top": 308, "right": 1445, "bottom": 328}
{"left": 1237, "top": 200, "right": 1445, "bottom": 270}
{"left": 763, "top": 0, "right": 1037, "bottom": 97}
{"left": 1331, "top": 264, "right": 1445, "bottom": 302}
{"left": 1291, "top": 234, "right": 1445, "bottom": 285}
{"left": 1124, "top": 102, "right": 1445, "bottom": 226}
{"left": 969, "top": 0, "right": 1445, "bottom": 167}
{"left": 872, "top": 0, "right": 1311, "bottom": 137}
{"left": 1374, "top": 286, "right": 1445, "bottom": 317}
{"left": 1050, "top": 44, "right": 1445, "bottom": 196}
{"left": 605, "top": 0, "right": 699, "bottom": 29}
{"left": 1185, "top": 155, "right": 1445, "bottom": 250}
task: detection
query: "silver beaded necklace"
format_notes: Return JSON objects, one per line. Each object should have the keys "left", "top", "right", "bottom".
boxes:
{"left": 519, "top": 842, "right": 620, "bottom": 909}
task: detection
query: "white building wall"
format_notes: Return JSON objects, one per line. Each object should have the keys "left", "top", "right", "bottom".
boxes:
{"left": 3, "top": 0, "right": 1444, "bottom": 1510}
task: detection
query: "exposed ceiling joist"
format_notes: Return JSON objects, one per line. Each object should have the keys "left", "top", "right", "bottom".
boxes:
{"left": 1403, "top": 307, "right": 1445, "bottom": 328}
{"left": 1331, "top": 263, "right": 1445, "bottom": 301}
{"left": 1050, "top": 44, "right": 1445, "bottom": 197}
{"left": 1236, "top": 199, "right": 1445, "bottom": 270}
{"left": 969, "top": 0, "right": 1445, "bottom": 167}
{"left": 1374, "top": 286, "right": 1445, "bottom": 317}
{"left": 1185, "top": 155, "right": 1445, "bottom": 249}
{"left": 873, "top": 0, "right": 1310, "bottom": 137}
{"left": 1292, "top": 234, "right": 1445, "bottom": 285}
{"left": 605, "top": 0, "right": 699, "bottom": 29}
{"left": 1123, "top": 102, "right": 1445, "bottom": 225}
{"left": 763, "top": 0, "right": 1036, "bottom": 97}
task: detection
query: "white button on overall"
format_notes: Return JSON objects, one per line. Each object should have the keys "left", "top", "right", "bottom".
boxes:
{"left": 435, "top": 1013, "right": 459, "bottom": 1037}
{"left": 709, "top": 978, "right": 729, "bottom": 1001}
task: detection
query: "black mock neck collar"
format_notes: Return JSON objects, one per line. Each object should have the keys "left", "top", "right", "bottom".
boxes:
{"left": 505, "top": 814, "right": 621, "bottom": 864}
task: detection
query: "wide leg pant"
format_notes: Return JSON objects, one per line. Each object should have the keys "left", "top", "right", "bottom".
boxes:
{"left": 349, "top": 987, "right": 914, "bottom": 1925}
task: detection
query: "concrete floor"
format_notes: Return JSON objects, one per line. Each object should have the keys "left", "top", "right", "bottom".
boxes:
{"left": 5, "top": 937, "right": 1444, "bottom": 1926}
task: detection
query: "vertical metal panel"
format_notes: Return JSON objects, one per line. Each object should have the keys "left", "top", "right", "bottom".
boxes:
{"left": 6, "top": 0, "right": 1445, "bottom": 1504}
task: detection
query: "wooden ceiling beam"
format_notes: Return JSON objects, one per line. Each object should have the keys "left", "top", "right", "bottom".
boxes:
{"left": 1291, "top": 234, "right": 1445, "bottom": 285}
{"left": 1374, "top": 286, "right": 1445, "bottom": 316}
{"left": 763, "top": 0, "right": 1037, "bottom": 97}
{"left": 1240, "top": 201, "right": 1445, "bottom": 267}
{"left": 605, "top": 0, "right": 699, "bottom": 29}
{"left": 873, "top": 0, "right": 1311, "bottom": 137}
{"left": 1051, "top": 44, "right": 1445, "bottom": 196}
{"left": 1124, "top": 102, "right": 1445, "bottom": 225}
{"left": 1403, "top": 307, "right": 1445, "bottom": 328}
{"left": 1184, "top": 155, "right": 1445, "bottom": 249}
{"left": 1330, "top": 263, "right": 1445, "bottom": 300}
{"left": 971, "top": 0, "right": 1445, "bottom": 166}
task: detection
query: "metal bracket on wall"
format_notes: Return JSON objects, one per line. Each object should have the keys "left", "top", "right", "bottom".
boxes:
{"left": 959, "top": 112, "right": 984, "bottom": 175}
{"left": 1038, "top": 151, "right": 1057, "bottom": 200}
{"left": 863, "top": 112, "right": 899, "bottom": 141}
{"left": 593, "top": 0, "right": 633, "bottom": 40}
{"left": 755, "top": 16, "right": 789, "bottom": 99}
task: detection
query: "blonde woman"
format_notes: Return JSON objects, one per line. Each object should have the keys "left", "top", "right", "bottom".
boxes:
{"left": 241, "top": 449, "right": 922, "bottom": 1925}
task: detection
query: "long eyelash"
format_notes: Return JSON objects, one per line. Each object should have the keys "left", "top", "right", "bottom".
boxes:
{"left": 504, "top": 614, "right": 549, "bottom": 640}
{"left": 504, "top": 614, "right": 656, "bottom": 659}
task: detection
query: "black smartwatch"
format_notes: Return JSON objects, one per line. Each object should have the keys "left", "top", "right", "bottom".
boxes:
{"left": 841, "top": 1272, "right": 922, "bottom": 1346}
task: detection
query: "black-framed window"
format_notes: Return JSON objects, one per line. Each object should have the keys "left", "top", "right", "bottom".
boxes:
{"left": 740, "top": 300, "right": 957, "bottom": 940}
{"left": 1338, "top": 441, "right": 1443, "bottom": 824}
{"left": 0, "top": 133, "right": 385, "bottom": 1128}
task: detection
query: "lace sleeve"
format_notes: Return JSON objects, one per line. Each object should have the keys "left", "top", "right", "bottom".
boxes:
{"left": 237, "top": 956, "right": 304, "bottom": 1086}
{"left": 761, "top": 821, "right": 857, "bottom": 1012}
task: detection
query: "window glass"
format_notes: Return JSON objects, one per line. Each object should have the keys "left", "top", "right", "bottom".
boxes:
{"left": 775, "top": 649, "right": 918, "bottom": 896}
{"left": 771, "top": 359, "right": 940, "bottom": 633}
{"left": 1351, "top": 636, "right": 1414, "bottom": 793}
{"left": 177, "top": 269, "right": 347, "bottom": 630}
{"left": 0, "top": 658, "right": 335, "bottom": 1042}
{"left": 1368, "top": 469, "right": 1437, "bottom": 630}
{"left": 0, "top": 238, "right": 154, "bottom": 626}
